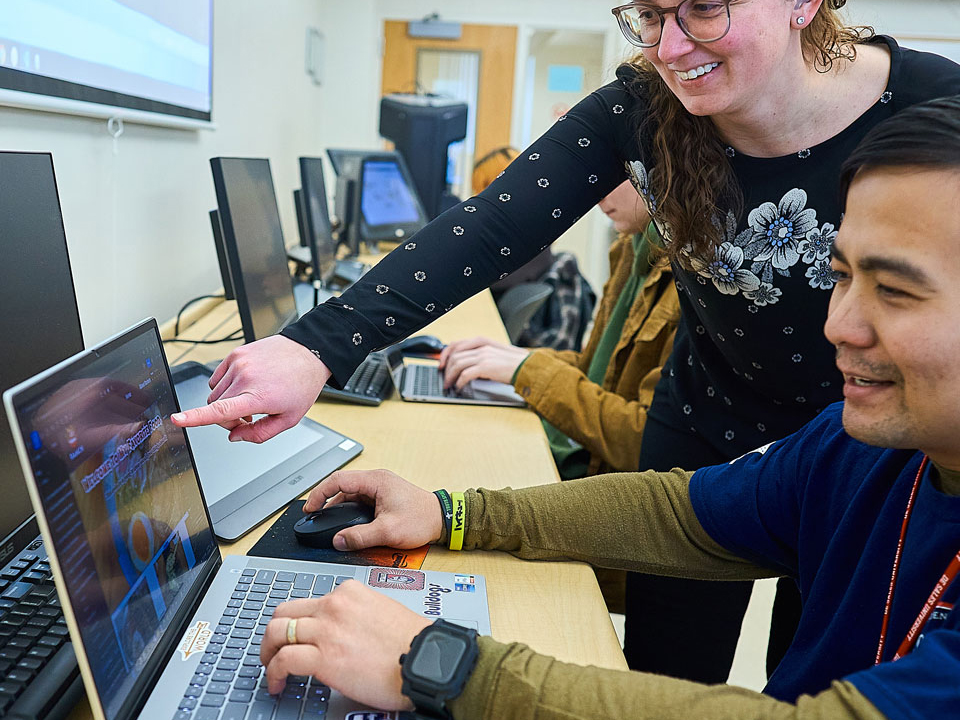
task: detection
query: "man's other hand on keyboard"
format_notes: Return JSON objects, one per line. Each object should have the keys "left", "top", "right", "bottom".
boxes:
{"left": 261, "top": 583, "right": 431, "bottom": 710}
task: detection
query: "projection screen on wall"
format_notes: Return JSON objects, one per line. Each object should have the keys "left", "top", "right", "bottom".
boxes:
{"left": 0, "top": 0, "right": 213, "bottom": 128}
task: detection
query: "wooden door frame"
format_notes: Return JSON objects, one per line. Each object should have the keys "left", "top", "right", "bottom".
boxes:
{"left": 380, "top": 21, "right": 518, "bottom": 163}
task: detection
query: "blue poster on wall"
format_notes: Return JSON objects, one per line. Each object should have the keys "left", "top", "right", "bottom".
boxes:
{"left": 547, "top": 64, "right": 583, "bottom": 93}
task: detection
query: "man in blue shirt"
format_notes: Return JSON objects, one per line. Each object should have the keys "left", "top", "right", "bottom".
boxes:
{"left": 250, "top": 98, "right": 960, "bottom": 719}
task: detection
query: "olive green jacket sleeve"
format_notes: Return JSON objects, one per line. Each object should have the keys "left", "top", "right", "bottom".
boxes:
{"left": 450, "top": 638, "right": 887, "bottom": 720}
{"left": 459, "top": 470, "right": 775, "bottom": 580}
{"left": 444, "top": 472, "right": 888, "bottom": 720}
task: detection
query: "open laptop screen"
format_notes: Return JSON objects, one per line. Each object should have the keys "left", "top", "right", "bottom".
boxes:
{"left": 8, "top": 322, "right": 218, "bottom": 720}
{"left": 360, "top": 158, "right": 421, "bottom": 226}
{"left": 0, "top": 152, "right": 84, "bottom": 554}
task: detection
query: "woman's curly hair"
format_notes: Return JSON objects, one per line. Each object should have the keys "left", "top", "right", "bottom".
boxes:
{"left": 624, "top": 0, "right": 873, "bottom": 265}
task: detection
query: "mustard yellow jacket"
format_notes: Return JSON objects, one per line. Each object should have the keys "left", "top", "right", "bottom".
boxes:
{"left": 512, "top": 233, "right": 680, "bottom": 474}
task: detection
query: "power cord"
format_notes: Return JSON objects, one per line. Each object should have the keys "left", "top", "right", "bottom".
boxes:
{"left": 174, "top": 294, "right": 225, "bottom": 335}
{"left": 162, "top": 330, "right": 244, "bottom": 345}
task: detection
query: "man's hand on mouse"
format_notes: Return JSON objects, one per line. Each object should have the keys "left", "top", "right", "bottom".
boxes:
{"left": 438, "top": 336, "right": 529, "bottom": 390}
{"left": 304, "top": 469, "right": 443, "bottom": 551}
{"left": 171, "top": 335, "right": 330, "bottom": 443}
{"left": 261, "top": 582, "right": 431, "bottom": 709}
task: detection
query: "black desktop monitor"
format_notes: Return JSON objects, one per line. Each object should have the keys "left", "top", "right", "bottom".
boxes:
{"left": 327, "top": 149, "right": 427, "bottom": 251}
{"left": 208, "top": 208, "right": 235, "bottom": 301}
{"left": 298, "top": 156, "right": 337, "bottom": 283}
{"left": 293, "top": 189, "right": 309, "bottom": 248}
{"left": 326, "top": 148, "right": 369, "bottom": 178}
{"left": 357, "top": 153, "right": 427, "bottom": 245}
{"left": 0, "top": 152, "right": 84, "bottom": 556}
{"left": 209, "top": 157, "right": 298, "bottom": 344}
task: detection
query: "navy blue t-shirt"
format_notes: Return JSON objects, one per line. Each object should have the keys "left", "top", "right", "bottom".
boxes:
{"left": 689, "top": 403, "right": 960, "bottom": 716}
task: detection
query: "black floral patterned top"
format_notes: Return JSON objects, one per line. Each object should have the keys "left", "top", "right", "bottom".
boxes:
{"left": 282, "top": 36, "right": 960, "bottom": 452}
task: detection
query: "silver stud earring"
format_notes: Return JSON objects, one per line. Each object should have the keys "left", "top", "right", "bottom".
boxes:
{"left": 796, "top": 16, "right": 806, "bottom": 25}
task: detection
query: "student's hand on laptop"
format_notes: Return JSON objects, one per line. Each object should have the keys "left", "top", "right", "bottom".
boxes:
{"left": 438, "top": 336, "right": 529, "bottom": 390}
{"left": 261, "top": 583, "right": 432, "bottom": 710}
{"left": 304, "top": 469, "right": 443, "bottom": 550}
{"left": 171, "top": 335, "right": 330, "bottom": 443}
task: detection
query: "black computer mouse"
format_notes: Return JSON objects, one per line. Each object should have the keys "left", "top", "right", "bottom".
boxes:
{"left": 293, "top": 501, "right": 376, "bottom": 548}
{"left": 397, "top": 334, "right": 446, "bottom": 354}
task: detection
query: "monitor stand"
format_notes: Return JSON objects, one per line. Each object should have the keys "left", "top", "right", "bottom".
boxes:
{"left": 294, "top": 281, "right": 334, "bottom": 317}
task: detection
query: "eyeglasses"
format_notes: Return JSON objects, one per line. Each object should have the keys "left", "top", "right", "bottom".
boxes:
{"left": 611, "top": 1, "right": 733, "bottom": 48}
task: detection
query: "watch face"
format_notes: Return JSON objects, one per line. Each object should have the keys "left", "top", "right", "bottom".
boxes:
{"left": 410, "top": 632, "right": 468, "bottom": 684}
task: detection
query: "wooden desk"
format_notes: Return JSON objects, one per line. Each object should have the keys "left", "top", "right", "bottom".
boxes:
{"left": 69, "top": 284, "right": 626, "bottom": 719}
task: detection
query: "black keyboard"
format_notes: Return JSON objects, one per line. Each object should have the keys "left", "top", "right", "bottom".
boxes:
{"left": 319, "top": 353, "right": 392, "bottom": 406}
{"left": 0, "top": 546, "right": 80, "bottom": 718}
{"left": 174, "top": 567, "right": 354, "bottom": 720}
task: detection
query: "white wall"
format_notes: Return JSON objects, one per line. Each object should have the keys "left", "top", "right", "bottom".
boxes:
{"left": 845, "top": 0, "right": 960, "bottom": 36}
{"left": 0, "top": 0, "right": 329, "bottom": 346}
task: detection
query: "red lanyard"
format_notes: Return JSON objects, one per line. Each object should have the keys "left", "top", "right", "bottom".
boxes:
{"left": 875, "top": 456, "right": 960, "bottom": 664}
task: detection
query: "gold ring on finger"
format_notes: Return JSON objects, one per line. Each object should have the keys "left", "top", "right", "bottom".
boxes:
{"left": 286, "top": 618, "right": 298, "bottom": 645}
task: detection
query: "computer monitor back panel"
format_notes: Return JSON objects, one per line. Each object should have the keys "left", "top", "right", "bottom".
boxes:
{"left": 208, "top": 209, "right": 235, "bottom": 301}
{"left": 0, "top": 151, "right": 84, "bottom": 558}
{"left": 298, "top": 157, "right": 337, "bottom": 283}
{"left": 209, "top": 157, "right": 298, "bottom": 343}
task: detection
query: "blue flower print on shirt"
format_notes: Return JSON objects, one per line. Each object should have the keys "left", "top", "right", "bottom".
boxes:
{"left": 691, "top": 242, "right": 761, "bottom": 295}
{"left": 798, "top": 222, "right": 836, "bottom": 263}
{"left": 744, "top": 282, "right": 782, "bottom": 307}
{"left": 806, "top": 259, "right": 838, "bottom": 290}
{"left": 741, "top": 188, "right": 818, "bottom": 283}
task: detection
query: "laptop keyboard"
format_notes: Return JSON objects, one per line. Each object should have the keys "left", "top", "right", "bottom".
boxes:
{"left": 174, "top": 567, "right": 354, "bottom": 720}
{"left": 0, "top": 549, "right": 70, "bottom": 714}
{"left": 410, "top": 365, "right": 473, "bottom": 399}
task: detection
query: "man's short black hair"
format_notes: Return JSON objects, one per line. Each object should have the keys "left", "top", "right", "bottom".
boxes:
{"left": 840, "top": 94, "right": 960, "bottom": 208}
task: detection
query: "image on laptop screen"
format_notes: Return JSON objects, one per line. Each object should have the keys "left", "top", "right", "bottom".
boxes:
{"left": 360, "top": 159, "right": 421, "bottom": 227}
{"left": 0, "top": 152, "right": 84, "bottom": 555}
{"left": 9, "top": 323, "right": 218, "bottom": 720}
{"left": 210, "top": 157, "right": 298, "bottom": 343}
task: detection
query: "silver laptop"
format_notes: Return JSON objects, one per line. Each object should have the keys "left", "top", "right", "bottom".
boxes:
{"left": 3, "top": 318, "right": 491, "bottom": 720}
{"left": 385, "top": 348, "right": 526, "bottom": 408}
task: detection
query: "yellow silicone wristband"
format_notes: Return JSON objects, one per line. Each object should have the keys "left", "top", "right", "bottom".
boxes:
{"left": 449, "top": 491, "right": 466, "bottom": 551}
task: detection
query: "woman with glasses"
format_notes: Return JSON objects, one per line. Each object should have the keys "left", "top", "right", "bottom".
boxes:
{"left": 174, "top": 0, "right": 960, "bottom": 685}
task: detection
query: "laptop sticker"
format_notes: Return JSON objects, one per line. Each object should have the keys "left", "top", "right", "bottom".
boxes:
{"left": 367, "top": 568, "right": 425, "bottom": 591}
{"left": 455, "top": 583, "right": 476, "bottom": 593}
{"left": 454, "top": 574, "right": 475, "bottom": 585}
{"left": 178, "top": 620, "right": 213, "bottom": 660}
{"left": 345, "top": 712, "right": 396, "bottom": 720}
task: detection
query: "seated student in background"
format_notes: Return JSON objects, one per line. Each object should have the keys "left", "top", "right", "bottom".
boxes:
{"left": 439, "top": 178, "right": 678, "bottom": 482}
{"left": 256, "top": 96, "right": 960, "bottom": 720}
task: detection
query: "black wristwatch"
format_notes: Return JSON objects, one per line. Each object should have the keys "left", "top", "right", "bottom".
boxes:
{"left": 399, "top": 619, "right": 480, "bottom": 719}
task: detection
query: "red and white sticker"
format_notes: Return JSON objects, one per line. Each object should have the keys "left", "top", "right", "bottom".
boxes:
{"left": 367, "top": 568, "right": 425, "bottom": 591}
{"left": 178, "top": 620, "right": 212, "bottom": 660}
